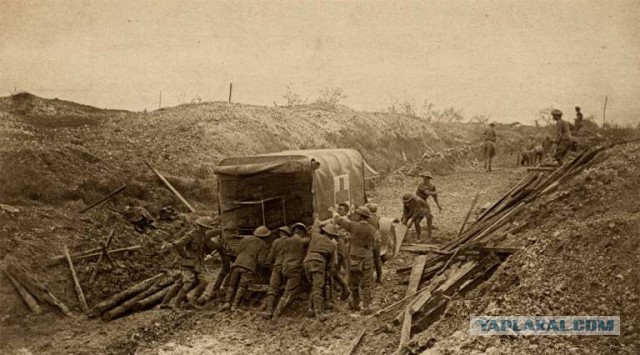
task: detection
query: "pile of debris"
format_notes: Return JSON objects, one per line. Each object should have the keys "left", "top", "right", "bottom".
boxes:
{"left": 383, "top": 143, "right": 620, "bottom": 354}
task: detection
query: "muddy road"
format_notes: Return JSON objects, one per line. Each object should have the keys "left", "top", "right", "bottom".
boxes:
{"left": 0, "top": 166, "right": 524, "bottom": 355}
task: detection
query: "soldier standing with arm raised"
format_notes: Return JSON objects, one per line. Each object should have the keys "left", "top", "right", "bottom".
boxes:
{"left": 330, "top": 206, "right": 380, "bottom": 315}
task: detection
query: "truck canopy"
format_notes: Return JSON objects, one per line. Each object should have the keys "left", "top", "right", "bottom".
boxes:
{"left": 214, "top": 149, "right": 371, "bottom": 232}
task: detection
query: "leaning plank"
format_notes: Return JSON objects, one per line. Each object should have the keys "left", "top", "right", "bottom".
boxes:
{"left": 3, "top": 269, "right": 42, "bottom": 314}
{"left": 345, "top": 328, "right": 366, "bottom": 355}
{"left": 47, "top": 245, "right": 142, "bottom": 267}
{"left": 89, "top": 273, "right": 165, "bottom": 317}
{"left": 63, "top": 245, "right": 89, "bottom": 313}
{"left": 79, "top": 184, "right": 126, "bottom": 213}
{"left": 144, "top": 161, "right": 196, "bottom": 213}
{"left": 393, "top": 223, "right": 409, "bottom": 257}
{"left": 406, "top": 255, "right": 428, "bottom": 296}
{"left": 397, "top": 308, "right": 413, "bottom": 352}
{"left": 47, "top": 247, "right": 104, "bottom": 266}
{"left": 400, "top": 245, "right": 451, "bottom": 255}
{"left": 5, "top": 263, "right": 73, "bottom": 317}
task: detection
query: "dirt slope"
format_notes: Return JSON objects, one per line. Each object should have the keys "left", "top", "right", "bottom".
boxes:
{"left": 410, "top": 141, "right": 640, "bottom": 354}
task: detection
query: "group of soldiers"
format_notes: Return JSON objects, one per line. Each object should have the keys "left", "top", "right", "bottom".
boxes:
{"left": 157, "top": 171, "right": 445, "bottom": 321}
{"left": 159, "top": 202, "right": 384, "bottom": 321}
{"left": 482, "top": 106, "right": 579, "bottom": 168}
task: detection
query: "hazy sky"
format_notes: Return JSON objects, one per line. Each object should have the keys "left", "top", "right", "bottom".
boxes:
{"left": 1, "top": 1, "right": 639, "bottom": 125}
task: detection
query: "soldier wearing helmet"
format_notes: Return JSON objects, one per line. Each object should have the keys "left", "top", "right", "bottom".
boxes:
{"left": 552, "top": 109, "right": 573, "bottom": 163}
{"left": 303, "top": 223, "right": 338, "bottom": 321}
{"left": 415, "top": 172, "right": 441, "bottom": 239}
{"left": 162, "top": 215, "right": 218, "bottom": 309}
{"left": 574, "top": 106, "right": 583, "bottom": 132}
{"left": 219, "top": 226, "right": 270, "bottom": 312}
{"left": 401, "top": 193, "right": 432, "bottom": 241}
{"left": 262, "top": 226, "right": 293, "bottom": 318}
{"left": 330, "top": 205, "right": 381, "bottom": 315}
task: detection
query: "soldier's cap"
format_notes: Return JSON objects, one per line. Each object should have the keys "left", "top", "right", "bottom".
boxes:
{"left": 253, "top": 226, "right": 271, "bottom": 238}
{"left": 551, "top": 109, "right": 563, "bottom": 116}
{"left": 489, "top": 122, "right": 496, "bottom": 126}
{"left": 365, "top": 202, "right": 378, "bottom": 213}
{"left": 277, "top": 226, "right": 292, "bottom": 236}
{"left": 402, "top": 193, "right": 414, "bottom": 203}
{"left": 354, "top": 206, "right": 372, "bottom": 219}
{"left": 290, "top": 222, "right": 308, "bottom": 233}
{"left": 419, "top": 171, "right": 433, "bottom": 179}
{"left": 321, "top": 224, "right": 340, "bottom": 237}
{"left": 195, "top": 216, "right": 216, "bottom": 229}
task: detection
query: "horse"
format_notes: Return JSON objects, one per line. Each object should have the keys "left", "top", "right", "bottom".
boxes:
{"left": 482, "top": 141, "right": 496, "bottom": 172}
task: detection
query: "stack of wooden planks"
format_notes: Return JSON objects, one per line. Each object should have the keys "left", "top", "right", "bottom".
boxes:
{"left": 389, "top": 145, "right": 610, "bottom": 353}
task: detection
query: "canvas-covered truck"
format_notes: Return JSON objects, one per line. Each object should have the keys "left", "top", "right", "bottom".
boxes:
{"left": 212, "top": 149, "right": 399, "bottom": 279}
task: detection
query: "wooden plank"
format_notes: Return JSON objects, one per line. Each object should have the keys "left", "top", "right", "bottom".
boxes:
{"left": 345, "top": 329, "right": 366, "bottom": 355}
{"left": 79, "top": 184, "right": 126, "bottom": 213}
{"left": 393, "top": 223, "right": 409, "bottom": 257}
{"left": 63, "top": 245, "right": 89, "bottom": 313}
{"left": 3, "top": 269, "right": 42, "bottom": 314}
{"left": 144, "top": 161, "right": 196, "bottom": 213}
{"left": 397, "top": 308, "right": 412, "bottom": 352}
{"left": 406, "top": 255, "right": 428, "bottom": 296}
{"left": 526, "top": 167, "right": 557, "bottom": 172}
{"left": 5, "top": 263, "right": 73, "bottom": 317}
{"left": 400, "top": 245, "right": 451, "bottom": 255}
{"left": 456, "top": 193, "right": 479, "bottom": 238}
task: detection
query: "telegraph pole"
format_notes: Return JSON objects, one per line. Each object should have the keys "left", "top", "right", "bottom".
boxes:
{"left": 602, "top": 96, "right": 608, "bottom": 128}
{"left": 159, "top": 90, "right": 162, "bottom": 109}
{"left": 228, "top": 83, "right": 233, "bottom": 103}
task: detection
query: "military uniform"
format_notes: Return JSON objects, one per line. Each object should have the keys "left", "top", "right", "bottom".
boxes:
{"left": 554, "top": 114, "right": 573, "bottom": 163}
{"left": 270, "top": 234, "right": 310, "bottom": 317}
{"left": 196, "top": 229, "right": 230, "bottom": 305}
{"left": 124, "top": 206, "right": 157, "bottom": 233}
{"left": 403, "top": 193, "right": 432, "bottom": 240}
{"left": 221, "top": 230, "right": 268, "bottom": 311}
{"left": 335, "top": 215, "right": 378, "bottom": 312}
{"left": 303, "top": 230, "right": 337, "bottom": 320}
{"left": 168, "top": 227, "right": 211, "bottom": 307}
{"left": 482, "top": 125, "right": 497, "bottom": 171}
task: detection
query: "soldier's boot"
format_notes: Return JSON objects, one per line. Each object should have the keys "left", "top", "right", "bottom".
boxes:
{"left": 171, "top": 284, "right": 192, "bottom": 309}
{"left": 261, "top": 295, "right": 276, "bottom": 319}
{"left": 218, "top": 286, "right": 234, "bottom": 312}
{"left": 187, "top": 282, "right": 207, "bottom": 305}
{"left": 273, "top": 295, "right": 291, "bottom": 318}
{"left": 335, "top": 274, "right": 351, "bottom": 301}
{"left": 348, "top": 289, "right": 361, "bottom": 312}
{"left": 307, "top": 298, "right": 315, "bottom": 318}
{"left": 313, "top": 294, "right": 327, "bottom": 322}
{"left": 415, "top": 222, "right": 422, "bottom": 241}
{"left": 361, "top": 293, "right": 373, "bottom": 315}
{"left": 324, "top": 283, "right": 335, "bottom": 310}
{"left": 425, "top": 218, "right": 433, "bottom": 240}
{"left": 231, "top": 287, "right": 246, "bottom": 311}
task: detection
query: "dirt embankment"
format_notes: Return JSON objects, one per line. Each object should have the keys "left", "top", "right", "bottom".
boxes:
{"left": 410, "top": 141, "right": 640, "bottom": 354}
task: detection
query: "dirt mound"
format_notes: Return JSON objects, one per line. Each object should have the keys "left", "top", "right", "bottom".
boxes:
{"left": 411, "top": 141, "right": 640, "bottom": 354}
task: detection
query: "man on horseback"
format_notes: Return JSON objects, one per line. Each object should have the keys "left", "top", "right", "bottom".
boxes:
{"left": 482, "top": 122, "right": 497, "bottom": 172}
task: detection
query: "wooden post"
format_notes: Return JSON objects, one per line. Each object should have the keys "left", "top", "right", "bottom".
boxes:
{"left": 603, "top": 95, "right": 608, "bottom": 128}
{"left": 346, "top": 329, "right": 366, "bottom": 355}
{"left": 63, "top": 245, "right": 89, "bottom": 313}
{"left": 228, "top": 82, "right": 233, "bottom": 103}
{"left": 144, "top": 161, "right": 196, "bottom": 213}
{"left": 3, "top": 269, "right": 42, "bottom": 314}
{"left": 48, "top": 245, "right": 142, "bottom": 267}
{"left": 159, "top": 90, "right": 162, "bottom": 109}
{"left": 79, "top": 184, "right": 126, "bottom": 213}
{"left": 89, "top": 229, "right": 116, "bottom": 285}
{"left": 456, "top": 193, "right": 479, "bottom": 238}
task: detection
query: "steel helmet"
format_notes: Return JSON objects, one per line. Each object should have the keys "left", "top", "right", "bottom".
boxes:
{"left": 290, "top": 222, "right": 308, "bottom": 234}
{"left": 253, "top": 226, "right": 271, "bottom": 238}
{"left": 402, "top": 193, "right": 414, "bottom": 203}
{"left": 195, "top": 216, "right": 215, "bottom": 229}
{"left": 277, "top": 226, "right": 292, "bottom": 236}
{"left": 321, "top": 224, "right": 340, "bottom": 237}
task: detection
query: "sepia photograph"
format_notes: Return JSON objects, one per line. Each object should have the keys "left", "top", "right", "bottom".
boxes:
{"left": 1, "top": 1, "right": 639, "bottom": 354}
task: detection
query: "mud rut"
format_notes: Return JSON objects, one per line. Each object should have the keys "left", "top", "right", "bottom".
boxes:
{"left": 0, "top": 167, "right": 524, "bottom": 355}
